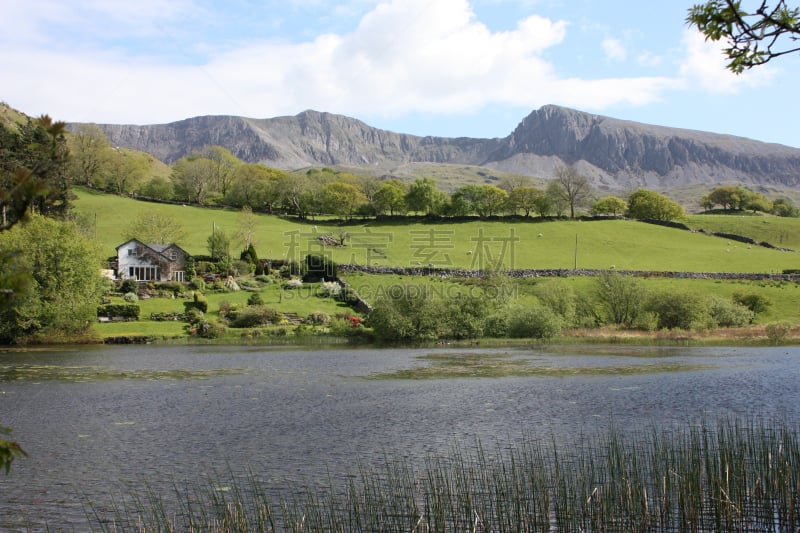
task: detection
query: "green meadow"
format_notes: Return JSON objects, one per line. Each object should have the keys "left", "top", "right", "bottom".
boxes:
{"left": 75, "top": 188, "right": 800, "bottom": 273}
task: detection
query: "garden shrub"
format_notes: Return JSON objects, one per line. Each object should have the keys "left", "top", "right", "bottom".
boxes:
{"left": 306, "top": 312, "right": 331, "bottom": 325}
{"left": 183, "top": 292, "right": 208, "bottom": 314}
{"left": 123, "top": 292, "right": 139, "bottom": 303}
{"left": 246, "top": 293, "right": 264, "bottom": 306}
{"left": 228, "top": 305, "right": 282, "bottom": 328}
{"left": 303, "top": 253, "right": 337, "bottom": 282}
{"left": 97, "top": 304, "right": 140, "bottom": 320}
{"left": 119, "top": 279, "right": 139, "bottom": 295}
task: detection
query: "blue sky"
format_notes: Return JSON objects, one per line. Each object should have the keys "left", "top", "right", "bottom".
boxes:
{"left": 3, "top": 0, "right": 800, "bottom": 147}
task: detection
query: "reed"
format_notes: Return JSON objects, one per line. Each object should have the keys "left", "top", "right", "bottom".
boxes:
{"left": 91, "top": 418, "right": 800, "bottom": 532}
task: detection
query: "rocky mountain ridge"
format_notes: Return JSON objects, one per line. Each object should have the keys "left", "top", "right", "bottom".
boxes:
{"left": 85, "top": 105, "right": 800, "bottom": 192}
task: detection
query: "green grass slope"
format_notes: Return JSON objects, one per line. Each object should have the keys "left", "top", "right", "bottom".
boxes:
{"left": 684, "top": 213, "right": 800, "bottom": 250}
{"left": 75, "top": 189, "right": 800, "bottom": 273}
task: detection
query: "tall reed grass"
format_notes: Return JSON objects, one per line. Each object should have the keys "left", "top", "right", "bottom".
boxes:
{"left": 91, "top": 418, "right": 800, "bottom": 532}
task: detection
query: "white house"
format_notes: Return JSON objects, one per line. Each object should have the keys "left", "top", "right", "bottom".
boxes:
{"left": 116, "top": 239, "right": 189, "bottom": 282}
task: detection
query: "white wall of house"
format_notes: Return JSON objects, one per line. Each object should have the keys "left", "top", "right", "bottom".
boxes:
{"left": 116, "top": 239, "right": 187, "bottom": 282}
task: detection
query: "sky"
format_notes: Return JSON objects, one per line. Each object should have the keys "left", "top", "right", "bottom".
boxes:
{"left": 3, "top": 0, "right": 800, "bottom": 148}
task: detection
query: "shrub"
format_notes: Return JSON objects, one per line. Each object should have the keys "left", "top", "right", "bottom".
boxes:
{"left": 320, "top": 281, "right": 341, "bottom": 297}
{"left": 232, "top": 259, "right": 252, "bottom": 276}
{"left": 766, "top": 322, "right": 792, "bottom": 345}
{"left": 708, "top": 296, "right": 754, "bottom": 327}
{"left": 534, "top": 279, "right": 576, "bottom": 325}
{"left": 733, "top": 292, "right": 772, "bottom": 316}
{"left": 228, "top": 305, "right": 282, "bottom": 328}
{"left": 188, "top": 277, "right": 205, "bottom": 291}
{"left": 306, "top": 312, "right": 331, "bottom": 325}
{"left": 247, "top": 292, "right": 264, "bottom": 306}
{"left": 506, "top": 305, "right": 562, "bottom": 339}
{"left": 303, "top": 253, "right": 337, "bottom": 282}
{"left": 646, "top": 290, "right": 709, "bottom": 330}
{"left": 284, "top": 278, "right": 303, "bottom": 290}
{"left": 594, "top": 272, "right": 645, "bottom": 327}
{"left": 119, "top": 279, "right": 139, "bottom": 295}
{"left": 254, "top": 274, "right": 272, "bottom": 284}
{"left": 278, "top": 261, "right": 303, "bottom": 279}
{"left": 123, "top": 292, "right": 139, "bottom": 303}
{"left": 97, "top": 304, "right": 140, "bottom": 320}
{"left": 183, "top": 292, "right": 208, "bottom": 314}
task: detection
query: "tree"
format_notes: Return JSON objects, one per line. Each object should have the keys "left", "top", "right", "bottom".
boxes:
{"left": 172, "top": 154, "right": 216, "bottom": 205}
{"left": 687, "top": 0, "right": 800, "bottom": 72}
{"left": 225, "top": 164, "right": 286, "bottom": 211}
{"left": 545, "top": 181, "right": 569, "bottom": 217}
{"left": 626, "top": 189, "right": 685, "bottom": 221}
{"left": 236, "top": 206, "right": 259, "bottom": 250}
{"left": 406, "top": 177, "right": 447, "bottom": 215}
{"left": 203, "top": 145, "right": 240, "bottom": 197}
{"left": 0, "top": 215, "right": 105, "bottom": 343}
{"left": 550, "top": 166, "right": 591, "bottom": 218}
{"left": 67, "top": 123, "right": 111, "bottom": 186}
{"left": 321, "top": 181, "right": 367, "bottom": 219}
{"left": 207, "top": 227, "right": 231, "bottom": 261}
{"left": 372, "top": 181, "right": 407, "bottom": 215}
{"left": 594, "top": 272, "right": 646, "bottom": 327}
{"left": 1, "top": 116, "right": 72, "bottom": 229}
{"left": 104, "top": 148, "right": 150, "bottom": 194}
{"left": 707, "top": 185, "right": 749, "bottom": 210}
{"left": 508, "top": 186, "right": 543, "bottom": 217}
{"left": 122, "top": 211, "right": 186, "bottom": 245}
{"left": 592, "top": 196, "right": 627, "bottom": 216}
{"left": 771, "top": 197, "right": 800, "bottom": 217}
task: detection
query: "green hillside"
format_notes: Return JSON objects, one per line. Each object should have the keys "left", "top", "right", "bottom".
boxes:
{"left": 75, "top": 188, "right": 800, "bottom": 273}
{"left": 684, "top": 213, "right": 800, "bottom": 250}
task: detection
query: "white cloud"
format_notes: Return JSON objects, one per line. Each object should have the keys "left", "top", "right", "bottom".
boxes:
{"left": 602, "top": 37, "right": 627, "bottom": 62}
{"left": 2, "top": 0, "right": 685, "bottom": 125}
{"left": 678, "top": 29, "right": 775, "bottom": 93}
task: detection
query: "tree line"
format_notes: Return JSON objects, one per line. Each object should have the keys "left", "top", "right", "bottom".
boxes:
{"left": 67, "top": 123, "right": 800, "bottom": 221}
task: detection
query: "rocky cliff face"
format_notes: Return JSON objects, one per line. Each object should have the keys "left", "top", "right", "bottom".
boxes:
{"left": 89, "top": 105, "right": 800, "bottom": 191}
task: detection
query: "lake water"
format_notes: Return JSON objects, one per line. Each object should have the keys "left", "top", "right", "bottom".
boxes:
{"left": 1, "top": 343, "right": 799, "bottom": 531}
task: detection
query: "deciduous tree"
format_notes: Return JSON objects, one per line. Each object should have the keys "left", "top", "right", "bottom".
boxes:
{"left": 687, "top": 0, "right": 800, "bottom": 72}
{"left": 550, "top": 166, "right": 591, "bottom": 219}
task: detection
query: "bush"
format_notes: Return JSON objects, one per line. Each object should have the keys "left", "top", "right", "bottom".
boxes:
{"left": 534, "top": 279, "right": 576, "bottom": 325}
{"left": 708, "top": 296, "right": 754, "bottom": 327}
{"left": 646, "top": 291, "right": 709, "bottom": 330}
{"left": 733, "top": 292, "right": 772, "bottom": 316}
{"left": 228, "top": 305, "right": 282, "bottom": 328}
{"left": 278, "top": 261, "right": 303, "bottom": 279}
{"left": 306, "top": 312, "right": 331, "bottom": 325}
{"left": 320, "top": 281, "right": 341, "bottom": 297}
{"left": 232, "top": 259, "right": 252, "bottom": 276}
{"left": 119, "top": 279, "right": 139, "bottom": 295}
{"left": 506, "top": 305, "right": 562, "bottom": 339}
{"left": 766, "top": 322, "right": 792, "bottom": 345}
{"left": 123, "top": 292, "right": 139, "bottom": 303}
{"left": 97, "top": 304, "right": 140, "bottom": 320}
{"left": 183, "top": 292, "right": 208, "bottom": 314}
{"left": 188, "top": 277, "right": 205, "bottom": 291}
{"left": 284, "top": 278, "right": 303, "bottom": 290}
{"left": 303, "top": 253, "right": 337, "bottom": 282}
{"left": 247, "top": 292, "right": 264, "bottom": 306}
{"left": 594, "top": 272, "right": 645, "bottom": 327}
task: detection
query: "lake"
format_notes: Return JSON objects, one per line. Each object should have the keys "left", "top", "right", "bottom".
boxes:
{"left": 1, "top": 343, "right": 799, "bottom": 531}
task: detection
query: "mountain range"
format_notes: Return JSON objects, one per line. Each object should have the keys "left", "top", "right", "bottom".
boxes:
{"left": 83, "top": 105, "right": 800, "bottom": 193}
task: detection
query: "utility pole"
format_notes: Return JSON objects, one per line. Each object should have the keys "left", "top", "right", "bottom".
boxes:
{"left": 574, "top": 234, "right": 578, "bottom": 270}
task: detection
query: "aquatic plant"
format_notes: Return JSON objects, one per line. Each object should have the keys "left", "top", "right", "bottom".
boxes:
{"left": 90, "top": 418, "right": 800, "bottom": 532}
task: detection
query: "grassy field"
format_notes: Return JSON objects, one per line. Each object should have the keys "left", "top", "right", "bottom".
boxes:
{"left": 75, "top": 188, "right": 800, "bottom": 273}
{"left": 684, "top": 212, "right": 800, "bottom": 250}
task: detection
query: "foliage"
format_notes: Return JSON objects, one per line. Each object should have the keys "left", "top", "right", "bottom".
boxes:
{"left": 507, "top": 186, "right": 544, "bottom": 217}
{"left": 246, "top": 292, "right": 264, "bottom": 306}
{"left": 627, "top": 189, "right": 685, "bottom": 221}
{"left": 0, "top": 425, "right": 27, "bottom": 474}
{"left": 645, "top": 290, "right": 710, "bottom": 329}
{"left": 766, "top": 321, "right": 792, "bottom": 344}
{"left": 183, "top": 292, "right": 208, "bottom": 314}
{"left": 733, "top": 292, "right": 772, "bottom": 315}
{"left": 687, "top": 0, "right": 800, "bottom": 72}
{"left": 0, "top": 216, "right": 105, "bottom": 343}
{"left": 123, "top": 292, "right": 139, "bottom": 303}
{"left": 550, "top": 165, "right": 592, "bottom": 219}
{"left": 533, "top": 279, "right": 577, "bottom": 325}
{"left": 207, "top": 228, "right": 230, "bottom": 260}
{"left": 303, "top": 253, "right": 338, "bottom": 282}
{"left": 405, "top": 177, "right": 448, "bottom": 215}
{"left": 372, "top": 181, "right": 407, "bottom": 215}
{"left": 1, "top": 116, "right": 72, "bottom": 230}
{"left": 594, "top": 272, "right": 646, "bottom": 327}
{"left": 97, "top": 304, "right": 141, "bottom": 319}
{"left": 771, "top": 197, "right": 800, "bottom": 217}
{"left": 227, "top": 305, "right": 282, "bottom": 327}
{"left": 505, "top": 305, "right": 563, "bottom": 338}
{"left": 592, "top": 196, "right": 627, "bottom": 216}
{"left": 119, "top": 278, "right": 139, "bottom": 294}
{"left": 707, "top": 295, "right": 754, "bottom": 327}
{"left": 122, "top": 211, "right": 186, "bottom": 245}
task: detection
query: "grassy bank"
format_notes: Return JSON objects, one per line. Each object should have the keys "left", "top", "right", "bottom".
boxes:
{"left": 90, "top": 418, "right": 800, "bottom": 532}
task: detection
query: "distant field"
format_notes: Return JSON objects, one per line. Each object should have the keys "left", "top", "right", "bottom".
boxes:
{"left": 75, "top": 189, "right": 800, "bottom": 273}
{"left": 684, "top": 213, "right": 800, "bottom": 250}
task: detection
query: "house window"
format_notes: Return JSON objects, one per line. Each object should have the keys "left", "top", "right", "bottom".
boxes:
{"left": 170, "top": 251, "right": 178, "bottom": 260}
{"left": 173, "top": 271, "right": 185, "bottom": 282}
{"left": 128, "top": 248, "right": 137, "bottom": 256}
{"left": 129, "top": 266, "right": 159, "bottom": 281}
